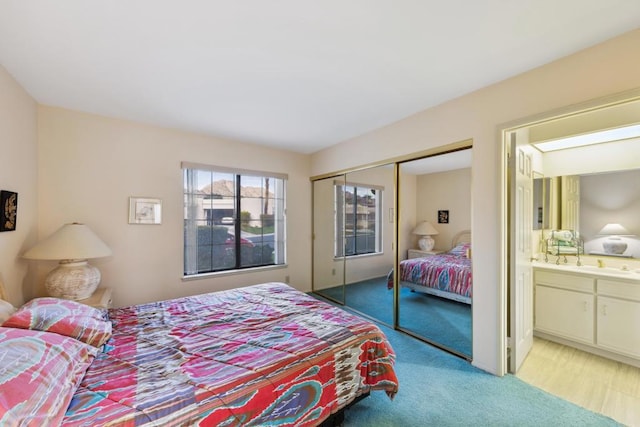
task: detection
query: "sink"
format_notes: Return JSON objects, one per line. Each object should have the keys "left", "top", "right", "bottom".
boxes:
{"left": 575, "top": 265, "right": 633, "bottom": 274}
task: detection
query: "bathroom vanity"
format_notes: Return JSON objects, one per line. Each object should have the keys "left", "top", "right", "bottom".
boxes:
{"left": 533, "top": 262, "right": 640, "bottom": 367}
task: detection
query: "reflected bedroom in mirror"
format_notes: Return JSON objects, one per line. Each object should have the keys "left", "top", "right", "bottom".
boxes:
{"left": 532, "top": 136, "right": 640, "bottom": 267}
{"left": 311, "top": 147, "right": 473, "bottom": 360}
{"left": 395, "top": 148, "right": 473, "bottom": 359}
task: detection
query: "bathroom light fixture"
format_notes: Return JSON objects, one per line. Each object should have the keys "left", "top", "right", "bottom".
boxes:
{"left": 412, "top": 221, "right": 439, "bottom": 251}
{"left": 532, "top": 123, "right": 640, "bottom": 152}
{"left": 23, "top": 223, "right": 112, "bottom": 300}
{"left": 598, "top": 223, "right": 632, "bottom": 255}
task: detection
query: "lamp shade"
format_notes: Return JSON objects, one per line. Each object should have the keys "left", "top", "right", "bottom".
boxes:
{"left": 23, "top": 223, "right": 112, "bottom": 261}
{"left": 23, "top": 223, "right": 112, "bottom": 300}
{"left": 412, "top": 221, "right": 439, "bottom": 236}
{"left": 597, "top": 223, "right": 631, "bottom": 236}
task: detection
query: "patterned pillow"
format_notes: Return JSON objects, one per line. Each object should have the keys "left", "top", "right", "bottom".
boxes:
{"left": 3, "top": 297, "right": 112, "bottom": 348}
{"left": 0, "top": 327, "right": 97, "bottom": 425}
{"left": 448, "top": 242, "right": 471, "bottom": 258}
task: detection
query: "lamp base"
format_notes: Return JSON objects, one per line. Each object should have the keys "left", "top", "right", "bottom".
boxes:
{"left": 45, "top": 260, "right": 101, "bottom": 301}
{"left": 603, "top": 240, "right": 627, "bottom": 255}
{"left": 418, "top": 236, "right": 435, "bottom": 251}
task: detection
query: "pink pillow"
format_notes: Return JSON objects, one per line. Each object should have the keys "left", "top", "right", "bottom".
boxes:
{"left": 3, "top": 297, "right": 112, "bottom": 348}
{"left": 448, "top": 242, "right": 471, "bottom": 258}
{"left": 0, "top": 327, "right": 97, "bottom": 425}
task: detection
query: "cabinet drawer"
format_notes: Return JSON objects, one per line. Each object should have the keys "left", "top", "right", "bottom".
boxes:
{"left": 534, "top": 270, "right": 594, "bottom": 293}
{"left": 598, "top": 279, "right": 640, "bottom": 302}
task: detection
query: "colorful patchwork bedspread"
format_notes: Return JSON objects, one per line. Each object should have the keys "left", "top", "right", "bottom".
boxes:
{"left": 62, "top": 282, "right": 398, "bottom": 426}
{"left": 388, "top": 254, "right": 472, "bottom": 299}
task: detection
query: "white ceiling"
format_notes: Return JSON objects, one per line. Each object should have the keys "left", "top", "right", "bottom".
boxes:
{"left": 1, "top": 1, "right": 639, "bottom": 154}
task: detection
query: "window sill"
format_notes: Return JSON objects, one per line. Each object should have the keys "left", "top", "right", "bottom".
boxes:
{"left": 333, "top": 252, "right": 383, "bottom": 261}
{"left": 182, "top": 264, "right": 288, "bottom": 282}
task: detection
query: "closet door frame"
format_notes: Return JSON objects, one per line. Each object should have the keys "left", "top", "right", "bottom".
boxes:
{"left": 311, "top": 140, "right": 473, "bottom": 360}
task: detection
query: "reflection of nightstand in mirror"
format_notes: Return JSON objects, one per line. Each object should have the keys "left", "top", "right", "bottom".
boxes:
{"left": 81, "top": 287, "right": 113, "bottom": 309}
{"left": 408, "top": 249, "right": 445, "bottom": 259}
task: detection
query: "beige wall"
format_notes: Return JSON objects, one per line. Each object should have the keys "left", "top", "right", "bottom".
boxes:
{"left": 36, "top": 106, "right": 312, "bottom": 307}
{"left": 415, "top": 168, "right": 471, "bottom": 251}
{"left": 397, "top": 170, "right": 418, "bottom": 261}
{"left": 0, "top": 66, "right": 38, "bottom": 306}
{"left": 310, "top": 29, "right": 640, "bottom": 374}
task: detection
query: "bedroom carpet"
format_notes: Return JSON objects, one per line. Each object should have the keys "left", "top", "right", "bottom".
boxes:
{"left": 316, "top": 277, "right": 472, "bottom": 356}
{"left": 337, "top": 316, "right": 620, "bottom": 426}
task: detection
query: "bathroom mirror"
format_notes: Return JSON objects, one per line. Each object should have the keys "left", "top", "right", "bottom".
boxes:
{"left": 550, "top": 168, "right": 640, "bottom": 258}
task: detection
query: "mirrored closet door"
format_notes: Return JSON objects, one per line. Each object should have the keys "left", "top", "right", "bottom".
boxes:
{"left": 313, "top": 175, "right": 346, "bottom": 304}
{"left": 339, "top": 165, "right": 395, "bottom": 325}
{"left": 312, "top": 165, "right": 395, "bottom": 325}
{"left": 396, "top": 151, "right": 473, "bottom": 359}
{"left": 312, "top": 146, "right": 473, "bottom": 360}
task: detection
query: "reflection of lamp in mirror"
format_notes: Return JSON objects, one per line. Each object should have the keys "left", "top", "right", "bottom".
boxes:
{"left": 598, "top": 223, "right": 632, "bottom": 255}
{"left": 413, "top": 221, "right": 439, "bottom": 251}
{"left": 23, "top": 223, "right": 112, "bottom": 300}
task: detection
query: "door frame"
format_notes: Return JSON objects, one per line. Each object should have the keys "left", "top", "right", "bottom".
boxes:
{"left": 499, "top": 87, "right": 640, "bottom": 375}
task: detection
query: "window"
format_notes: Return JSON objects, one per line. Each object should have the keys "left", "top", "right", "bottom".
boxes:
{"left": 335, "top": 183, "right": 382, "bottom": 257}
{"left": 183, "top": 163, "right": 286, "bottom": 276}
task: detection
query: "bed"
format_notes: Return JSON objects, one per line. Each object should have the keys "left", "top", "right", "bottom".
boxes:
{"left": 388, "top": 230, "right": 472, "bottom": 304}
{"left": 0, "top": 282, "right": 398, "bottom": 426}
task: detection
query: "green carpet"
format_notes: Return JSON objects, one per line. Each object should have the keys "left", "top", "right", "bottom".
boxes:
{"left": 333, "top": 310, "right": 620, "bottom": 426}
{"left": 316, "top": 277, "right": 472, "bottom": 356}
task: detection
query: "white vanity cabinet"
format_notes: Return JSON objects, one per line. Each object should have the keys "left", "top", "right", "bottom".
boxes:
{"left": 596, "top": 279, "right": 640, "bottom": 359}
{"left": 534, "top": 270, "right": 594, "bottom": 344}
{"left": 533, "top": 266, "right": 640, "bottom": 365}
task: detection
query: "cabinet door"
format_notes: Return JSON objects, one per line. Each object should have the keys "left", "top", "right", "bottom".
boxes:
{"left": 535, "top": 285, "right": 594, "bottom": 344}
{"left": 597, "top": 296, "right": 640, "bottom": 358}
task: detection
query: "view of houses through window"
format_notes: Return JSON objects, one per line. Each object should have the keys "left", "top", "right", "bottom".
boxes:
{"left": 335, "top": 184, "right": 381, "bottom": 257}
{"left": 183, "top": 164, "right": 286, "bottom": 276}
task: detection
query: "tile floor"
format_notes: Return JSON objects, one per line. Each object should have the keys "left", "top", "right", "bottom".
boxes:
{"left": 517, "top": 337, "right": 640, "bottom": 426}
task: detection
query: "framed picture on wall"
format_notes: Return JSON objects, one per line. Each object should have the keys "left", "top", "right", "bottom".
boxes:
{"left": 0, "top": 190, "right": 18, "bottom": 232}
{"left": 438, "top": 210, "right": 449, "bottom": 224}
{"left": 129, "top": 197, "right": 162, "bottom": 224}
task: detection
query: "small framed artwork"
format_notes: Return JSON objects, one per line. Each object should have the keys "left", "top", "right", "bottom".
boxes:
{"left": 1, "top": 190, "right": 18, "bottom": 232}
{"left": 129, "top": 197, "right": 162, "bottom": 225}
{"left": 438, "top": 210, "right": 449, "bottom": 224}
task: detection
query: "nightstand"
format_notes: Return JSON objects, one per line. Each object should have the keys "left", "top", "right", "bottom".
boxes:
{"left": 80, "top": 287, "right": 113, "bottom": 309}
{"left": 408, "top": 249, "right": 445, "bottom": 259}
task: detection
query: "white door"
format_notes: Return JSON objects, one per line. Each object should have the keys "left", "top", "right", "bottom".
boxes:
{"left": 509, "top": 129, "right": 534, "bottom": 373}
{"left": 560, "top": 175, "right": 580, "bottom": 231}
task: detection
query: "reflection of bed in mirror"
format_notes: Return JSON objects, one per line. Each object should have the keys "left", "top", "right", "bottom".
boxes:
{"left": 388, "top": 230, "right": 472, "bottom": 304}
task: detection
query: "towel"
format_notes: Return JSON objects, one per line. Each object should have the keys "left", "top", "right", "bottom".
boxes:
{"left": 549, "top": 230, "right": 575, "bottom": 241}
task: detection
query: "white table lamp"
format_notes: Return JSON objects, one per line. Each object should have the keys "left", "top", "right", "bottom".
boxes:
{"left": 598, "top": 223, "right": 632, "bottom": 255}
{"left": 23, "top": 223, "right": 112, "bottom": 300}
{"left": 413, "top": 221, "right": 439, "bottom": 251}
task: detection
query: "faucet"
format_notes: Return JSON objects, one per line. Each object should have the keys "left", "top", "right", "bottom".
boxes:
{"left": 597, "top": 259, "right": 605, "bottom": 268}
